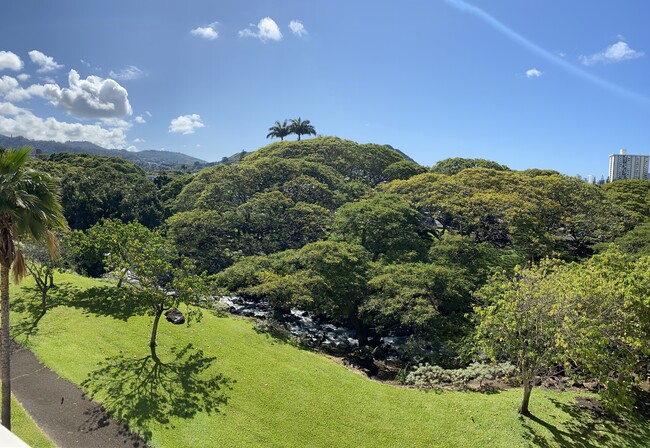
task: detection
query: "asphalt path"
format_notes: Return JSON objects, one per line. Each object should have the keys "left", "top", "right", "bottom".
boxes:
{"left": 10, "top": 342, "right": 147, "bottom": 448}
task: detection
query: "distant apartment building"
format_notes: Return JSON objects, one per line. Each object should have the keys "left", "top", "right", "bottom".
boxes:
{"left": 608, "top": 149, "right": 649, "bottom": 181}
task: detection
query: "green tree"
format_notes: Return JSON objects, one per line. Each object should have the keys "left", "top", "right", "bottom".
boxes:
{"left": 332, "top": 193, "right": 430, "bottom": 262}
{"left": 475, "top": 253, "right": 650, "bottom": 415}
{"left": 474, "top": 261, "right": 565, "bottom": 415}
{"left": 363, "top": 263, "right": 470, "bottom": 344}
{"left": 0, "top": 146, "right": 66, "bottom": 429}
{"left": 289, "top": 117, "right": 316, "bottom": 140}
{"left": 266, "top": 120, "right": 291, "bottom": 141}
{"left": 22, "top": 239, "right": 63, "bottom": 315}
{"left": 430, "top": 157, "right": 510, "bottom": 175}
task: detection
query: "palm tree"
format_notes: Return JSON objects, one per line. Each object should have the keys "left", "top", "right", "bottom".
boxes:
{"left": 266, "top": 120, "right": 291, "bottom": 141}
{"left": 289, "top": 118, "right": 316, "bottom": 140}
{"left": 0, "top": 146, "right": 66, "bottom": 429}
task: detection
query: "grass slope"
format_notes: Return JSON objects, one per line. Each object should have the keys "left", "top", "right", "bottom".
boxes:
{"left": 10, "top": 396, "right": 56, "bottom": 448}
{"left": 10, "top": 272, "right": 650, "bottom": 448}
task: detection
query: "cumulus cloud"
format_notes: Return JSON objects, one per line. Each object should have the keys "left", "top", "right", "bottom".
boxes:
{"left": 17, "top": 73, "right": 30, "bottom": 82}
{"left": 28, "top": 50, "right": 64, "bottom": 73}
{"left": 125, "top": 145, "right": 138, "bottom": 152}
{"left": 0, "top": 76, "right": 20, "bottom": 95}
{"left": 0, "top": 102, "right": 128, "bottom": 148}
{"left": 191, "top": 22, "right": 219, "bottom": 40}
{"left": 0, "top": 51, "right": 23, "bottom": 71}
{"left": 289, "top": 20, "right": 307, "bottom": 37}
{"left": 169, "top": 114, "right": 204, "bottom": 134}
{"left": 2, "top": 70, "right": 132, "bottom": 119}
{"left": 134, "top": 115, "right": 146, "bottom": 124}
{"left": 239, "top": 17, "right": 283, "bottom": 41}
{"left": 579, "top": 41, "right": 644, "bottom": 65}
{"left": 133, "top": 138, "right": 146, "bottom": 143}
{"left": 30, "top": 70, "right": 132, "bottom": 119}
{"left": 109, "top": 65, "right": 145, "bottom": 81}
{"left": 526, "top": 68, "right": 542, "bottom": 78}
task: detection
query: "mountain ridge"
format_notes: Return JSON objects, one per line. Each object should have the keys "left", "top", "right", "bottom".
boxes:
{"left": 0, "top": 134, "right": 209, "bottom": 171}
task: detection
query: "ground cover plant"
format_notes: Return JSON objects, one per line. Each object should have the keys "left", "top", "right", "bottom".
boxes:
{"left": 10, "top": 271, "right": 650, "bottom": 447}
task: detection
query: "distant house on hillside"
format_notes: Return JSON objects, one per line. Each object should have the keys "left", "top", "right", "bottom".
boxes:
{"left": 608, "top": 149, "right": 649, "bottom": 181}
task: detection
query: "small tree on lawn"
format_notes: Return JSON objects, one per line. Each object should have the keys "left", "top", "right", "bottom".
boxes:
{"left": 94, "top": 220, "right": 211, "bottom": 349}
{"left": 22, "top": 239, "right": 62, "bottom": 315}
{"left": 474, "top": 260, "right": 564, "bottom": 415}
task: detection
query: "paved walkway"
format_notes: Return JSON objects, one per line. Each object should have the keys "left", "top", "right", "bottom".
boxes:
{"left": 10, "top": 342, "right": 148, "bottom": 448}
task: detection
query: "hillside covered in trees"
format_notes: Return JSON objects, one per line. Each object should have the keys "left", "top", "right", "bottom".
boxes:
{"left": 4, "top": 136, "right": 649, "bottom": 443}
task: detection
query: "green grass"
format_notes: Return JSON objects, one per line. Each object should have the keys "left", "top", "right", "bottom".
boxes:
{"left": 10, "top": 271, "right": 650, "bottom": 448}
{"left": 10, "top": 396, "right": 56, "bottom": 448}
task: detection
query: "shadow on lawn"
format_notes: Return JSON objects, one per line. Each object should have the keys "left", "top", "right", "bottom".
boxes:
{"left": 81, "top": 343, "right": 235, "bottom": 442}
{"left": 13, "top": 281, "right": 147, "bottom": 340}
{"left": 520, "top": 396, "right": 650, "bottom": 448}
{"left": 59, "top": 283, "right": 149, "bottom": 320}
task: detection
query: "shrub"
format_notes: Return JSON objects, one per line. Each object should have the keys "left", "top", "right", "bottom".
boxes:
{"left": 404, "top": 362, "right": 516, "bottom": 389}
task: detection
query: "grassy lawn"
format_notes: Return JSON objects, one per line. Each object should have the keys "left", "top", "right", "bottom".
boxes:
{"left": 10, "top": 271, "right": 650, "bottom": 448}
{"left": 10, "top": 396, "right": 56, "bottom": 448}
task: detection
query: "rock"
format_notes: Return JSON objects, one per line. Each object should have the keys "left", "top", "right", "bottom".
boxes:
{"left": 164, "top": 308, "right": 185, "bottom": 325}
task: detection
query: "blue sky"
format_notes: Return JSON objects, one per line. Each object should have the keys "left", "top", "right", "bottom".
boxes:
{"left": 0, "top": 0, "right": 648, "bottom": 178}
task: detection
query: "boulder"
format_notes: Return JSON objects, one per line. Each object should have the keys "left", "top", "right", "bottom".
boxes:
{"left": 165, "top": 308, "right": 186, "bottom": 325}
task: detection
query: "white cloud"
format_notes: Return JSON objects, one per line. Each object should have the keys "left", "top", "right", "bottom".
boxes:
{"left": 169, "top": 114, "right": 204, "bottom": 134}
{"left": 0, "top": 101, "right": 22, "bottom": 115}
{"left": 239, "top": 17, "right": 283, "bottom": 42}
{"left": 28, "top": 50, "right": 64, "bottom": 73}
{"left": 109, "top": 65, "right": 145, "bottom": 81}
{"left": 0, "top": 76, "right": 19, "bottom": 95}
{"left": 191, "top": 22, "right": 219, "bottom": 40}
{"left": 289, "top": 20, "right": 307, "bottom": 37}
{"left": 526, "top": 68, "right": 542, "bottom": 78}
{"left": 17, "top": 73, "right": 30, "bottom": 82}
{"left": 134, "top": 115, "right": 146, "bottom": 124}
{"left": 0, "top": 51, "right": 23, "bottom": 71}
{"left": 3, "top": 70, "right": 132, "bottom": 119}
{"left": 579, "top": 41, "right": 644, "bottom": 65}
{"left": 125, "top": 145, "right": 138, "bottom": 152}
{"left": 0, "top": 103, "right": 128, "bottom": 148}
{"left": 133, "top": 138, "right": 145, "bottom": 143}
{"left": 22, "top": 69, "right": 132, "bottom": 119}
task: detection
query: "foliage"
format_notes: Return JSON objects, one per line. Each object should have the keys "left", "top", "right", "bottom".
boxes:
{"left": 430, "top": 157, "right": 510, "bottom": 175}
{"left": 288, "top": 117, "right": 316, "bottom": 140}
{"left": 363, "top": 262, "right": 471, "bottom": 342}
{"left": 386, "top": 168, "right": 635, "bottom": 260}
{"left": 475, "top": 253, "right": 650, "bottom": 414}
{"left": 331, "top": 193, "right": 431, "bottom": 262}
{"left": 601, "top": 179, "right": 650, "bottom": 222}
{"left": 404, "top": 362, "right": 516, "bottom": 389}
{"left": 30, "top": 152, "right": 163, "bottom": 229}
{"left": 267, "top": 120, "right": 291, "bottom": 141}
{"left": 0, "top": 146, "right": 66, "bottom": 429}
{"left": 602, "top": 221, "right": 650, "bottom": 256}
{"left": 21, "top": 239, "right": 62, "bottom": 314}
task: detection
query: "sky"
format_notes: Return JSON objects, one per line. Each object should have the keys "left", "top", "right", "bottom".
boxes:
{"left": 0, "top": 0, "right": 648, "bottom": 178}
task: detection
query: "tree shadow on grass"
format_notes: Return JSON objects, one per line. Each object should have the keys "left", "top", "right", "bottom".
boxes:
{"left": 80, "top": 343, "right": 235, "bottom": 442}
{"left": 520, "top": 396, "right": 650, "bottom": 448}
{"left": 57, "top": 282, "right": 149, "bottom": 321}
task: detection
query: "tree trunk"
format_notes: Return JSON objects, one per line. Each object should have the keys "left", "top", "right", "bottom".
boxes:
{"left": 350, "top": 312, "right": 368, "bottom": 347}
{"left": 518, "top": 376, "right": 533, "bottom": 416}
{"left": 1, "top": 262, "right": 11, "bottom": 429}
{"left": 150, "top": 305, "right": 163, "bottom": 348}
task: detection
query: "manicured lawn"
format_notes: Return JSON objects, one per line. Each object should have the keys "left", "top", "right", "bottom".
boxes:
{"left": 11, "top": 396, "right": 56, "bottom": 448}
{"left": 10, "top": 271, "right": 650, "bottom": 447}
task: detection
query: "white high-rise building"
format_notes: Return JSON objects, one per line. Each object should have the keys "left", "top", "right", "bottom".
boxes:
{"left": 608, "top": 149, "right": 649, "bottom": 181}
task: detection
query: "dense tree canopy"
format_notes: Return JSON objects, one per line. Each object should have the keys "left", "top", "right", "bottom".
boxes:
{"left": 30, "top": 153, "right": 163, "bottom": 230}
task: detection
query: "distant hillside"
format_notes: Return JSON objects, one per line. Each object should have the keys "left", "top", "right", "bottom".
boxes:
{"left": 0, "top": 134, "right": 210, "bottom": 171}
